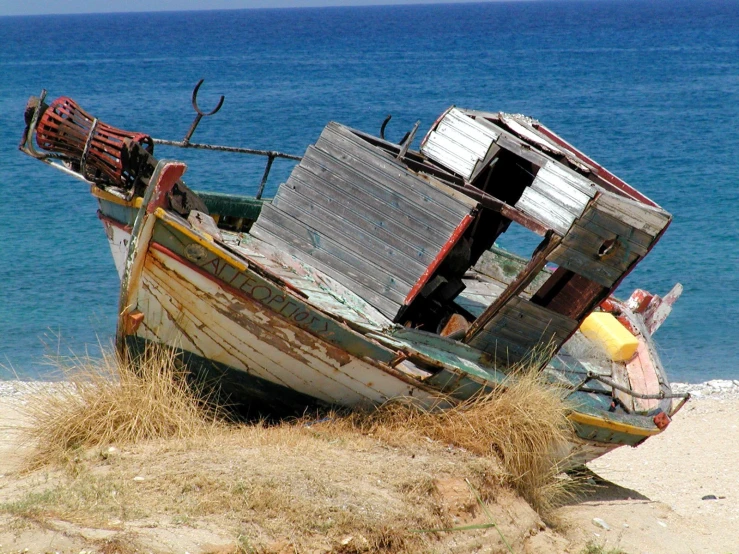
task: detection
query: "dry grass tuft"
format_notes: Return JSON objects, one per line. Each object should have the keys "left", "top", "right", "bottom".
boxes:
{"left": 341, "top": 366, "right": 574, "bottom": 513}
{"left": 21, "top": 346, "right": 222, "bottom": 466}
{"left": 9, "top": 343, "right": 575, "bottom": 551}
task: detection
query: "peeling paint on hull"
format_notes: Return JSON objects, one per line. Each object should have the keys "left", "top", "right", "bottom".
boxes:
{"left": 134, "top": 240, "right": 436, "bottom": 408}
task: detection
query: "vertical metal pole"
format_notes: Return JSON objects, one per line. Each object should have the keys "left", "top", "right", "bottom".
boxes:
{"left": 256, "top": 154, "right": 275, "bottom": 199}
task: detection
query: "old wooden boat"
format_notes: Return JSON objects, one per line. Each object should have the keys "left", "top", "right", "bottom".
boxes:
{"left": 20, "top": 85, "right": 689, "bottom": 465}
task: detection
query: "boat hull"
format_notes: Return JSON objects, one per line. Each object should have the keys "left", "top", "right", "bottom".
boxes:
{"left": 93, "top": 185, "right": 672, "bottom": 460}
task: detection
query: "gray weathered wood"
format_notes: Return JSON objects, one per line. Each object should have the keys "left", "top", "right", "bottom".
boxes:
{"left": 298, "top": 147, "right": 454, "bottom": 245}
{"left": 252, "top": 205, "right": 409, "bottom": 312}
{"left": 582, "top": 203, "right": 659, "bottom": 248}
{"left": 319, "top": 123, "right": 476, "bottom": 218}
{"left": 251, "top": 121, "right": 478, "bottom": 320}
{"left": 468, "top": 297, "right": 579, "bottom": 365}
{"left": 548, "top": 244, "right": 630, "bottom": 288}
{"left": 272, "top": 183, "right": 428, "bottom": 286}
{"left": 420, "top": 107, "right": 499, "bottom": 179}
{"left": 565, "top": 221, "right": 649, "bottom": 258}
{"left": 595, "top": 190, "right": 671, "bottom": 237}
{"left": 515, "top": 160, "right": 593, "bottom": 235}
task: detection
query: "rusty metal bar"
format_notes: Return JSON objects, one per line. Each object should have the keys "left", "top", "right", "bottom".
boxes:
{"left": 586, "top": 371, "right": 691, "bottom": 401}
{"left": 151, "top": 137, "right": 301, "bottom": 160}
{"left": 256, "top": 154, "right": 275, "bottom": 199}
{"left": 182, "top": 79, "right": 225, "bottom": 145}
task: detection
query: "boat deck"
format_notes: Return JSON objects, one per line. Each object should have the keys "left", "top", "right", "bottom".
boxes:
{"left": 221, "top": 229, "right": 656, "bottom": 413}
{"left": 220, "top": 230, "right": 392, "bottom": 333}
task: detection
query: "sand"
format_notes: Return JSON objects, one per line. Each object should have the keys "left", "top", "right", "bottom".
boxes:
{"left": 559, "top": 392, "right": 739, "bottom": 553}
{"left": 0, "top": 381, "right": 737, "bottom": 553}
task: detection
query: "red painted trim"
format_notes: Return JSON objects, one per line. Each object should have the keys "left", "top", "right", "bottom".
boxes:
{"left": 534, "top": 123, "right": 658, "bottom": 208}
{"left": 403, "top": 213, "right": 475, "bottom": 306}
{"left": 147, "top": 163, "right": 186, "bottom": 214}
{"left": 97, "top": 210, "right": 133, "bottom": 233}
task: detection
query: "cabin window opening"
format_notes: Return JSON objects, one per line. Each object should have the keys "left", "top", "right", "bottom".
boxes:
{"left": 479, "top": 149, "right": 537, "bottom": 205}
{"left": 598, "top": 238, "right": 617, "bottom": 259}
{"left": 465, "top": 150, "right": 539, "bottom": 264}
{"left": 492, "top": 222, "right": 544, "bottom": 261}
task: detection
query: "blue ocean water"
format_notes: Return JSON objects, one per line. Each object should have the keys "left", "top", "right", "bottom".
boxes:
{"left": 0, "top": 1, "right": 737, "bottom": 382}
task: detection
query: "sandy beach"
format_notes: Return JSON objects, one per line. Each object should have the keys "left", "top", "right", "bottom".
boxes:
{"left": 559, "top": 382, "right": 739, "bottom": 553}
{"left": 1, "top": 380, "right": 738, "bottom": 553}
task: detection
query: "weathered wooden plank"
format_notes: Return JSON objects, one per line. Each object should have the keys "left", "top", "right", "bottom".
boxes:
{"left": 531, "top": 160, "right": 595, "bottom": 200}
{"left": 515, "top": 186, "right": 579, "bottom": 235}
{"left": 595, "top": 190, "right": 671, "bottom": 236}
{"left": 233, "top": 233, "right": 392, "bottom": 329}
{"left": 476, "top": 298, "right": 579, "bottom": 344}
{"left": 518, "top": 172, "right": 591, "bottom": 235}
{"left": 272, "top": 185, "right": 428, "bottom": 287}
{"left": 564, "top": 221, "right": 649, "bottom": 258}
{"left": 422, "top": 131, "right": 480, "bottom": 178}
{"left": 314, "top": 137, "right": 470, "bottom": 228}
{"left": 319, "top": 123, "right": 474, "bottom": 218}
{"left": 482, "top": 317, "right": 566, "bottom": 347}
{"left": 298, "top": 148, "right": 454, "bottom": 245}
{"left": 288, "top": 165, "right": 440, "bottom": 266}
{"left": 251, "top": 206, "right": 407, "bottom": 317}
{"left": 492, "top": 298, "right": 579, "bottom": 337}
{"left": 472, "top": 337, "right": 531, "bottom": 366}
{"left": 548, "top": 245, "right": 628, "bottom": 288}
{"left": 580, "top": 206, "right": 655, "bottom": 248}
{"left": 251, "top": 225, "right": 401, "bottom": 319}
{"left": 420, "top": 107, "right": 499, "bottom": 179}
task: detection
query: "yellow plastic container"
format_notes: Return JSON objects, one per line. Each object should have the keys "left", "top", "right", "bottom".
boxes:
{"left": 580, "top": 312, "right": 639, "bottom": 362}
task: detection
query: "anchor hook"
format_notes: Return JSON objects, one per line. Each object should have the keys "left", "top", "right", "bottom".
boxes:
{"left": 380, "top": 114, "right": 392, "bottom": 140}
{"left": 183, "top": 79, "right": 225, "bottom": 145}
{"left": 379, "top": 114, "right": 410, "bottom": 146}
{"left": 191, "top": 78, "right": 225, "bottom": 117}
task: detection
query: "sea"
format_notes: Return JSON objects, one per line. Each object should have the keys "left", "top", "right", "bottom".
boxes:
{"left": 0, "top": 0, "right": 737, "bottom": 383}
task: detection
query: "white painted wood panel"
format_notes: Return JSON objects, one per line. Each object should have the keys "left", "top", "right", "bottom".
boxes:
{"left": 102, "top": 222, "right": 130, "bottom": 280}
{"left": 516, "top": 160, "right": 594, "bottom": 235}
{"left": 421, "top": 108, "right": 499, "bottom": 179}
{"left": 131, "top": 247, "right": 434, "bottom": 408}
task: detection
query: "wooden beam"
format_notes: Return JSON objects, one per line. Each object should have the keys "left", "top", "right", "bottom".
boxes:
{"left": 443, "top": 181, "right": 551, "bottom": 236}
{"left": 464, "top": 231, "right": 562, "bottom": 343}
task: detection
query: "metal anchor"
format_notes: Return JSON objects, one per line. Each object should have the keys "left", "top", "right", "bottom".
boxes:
{"left": 379, "top": 114, "right": 416, "bottom": 157}
{"left": 182, "top": 79, "right": 225, "bottom": 145}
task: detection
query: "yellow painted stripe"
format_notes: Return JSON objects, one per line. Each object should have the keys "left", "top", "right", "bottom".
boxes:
{"left": 91, "top": 186, "right": 143, "bottom": 208}
{"left": 568, "top": 411, "right": 661, "bottom": 437}
{"left": 152, "top": 209, "right": 250, "bottom": 273}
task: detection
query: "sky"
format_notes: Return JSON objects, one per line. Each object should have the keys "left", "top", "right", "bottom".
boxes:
{"left": 0, "top": 0, "right": 522, "bottom": 17}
